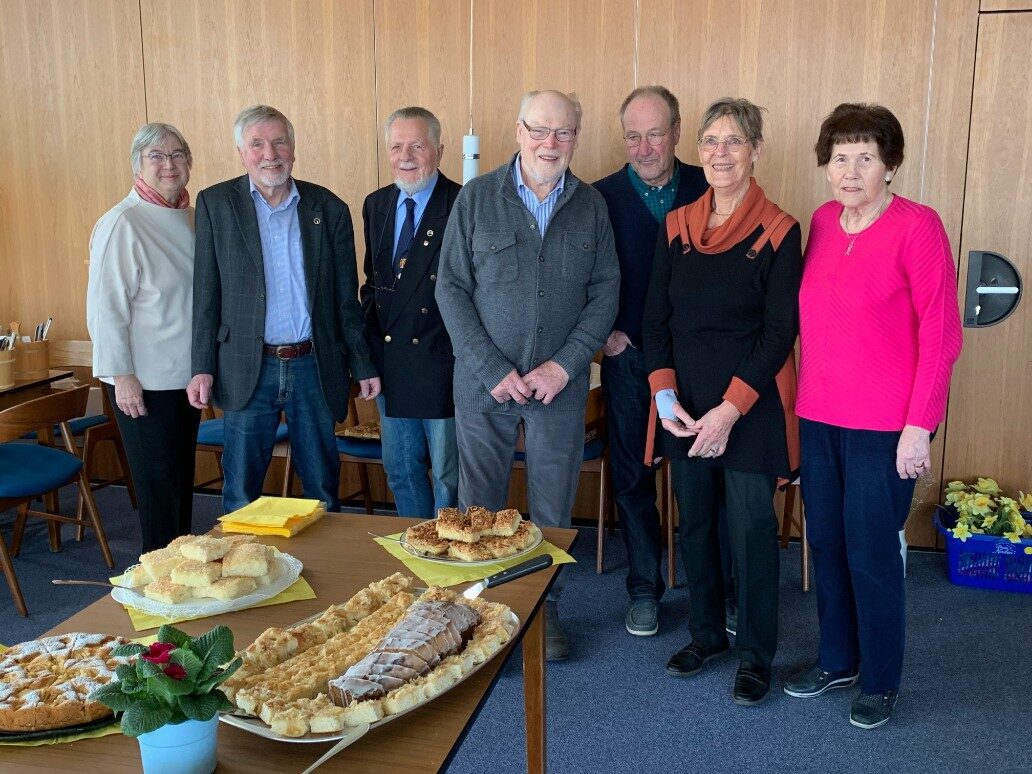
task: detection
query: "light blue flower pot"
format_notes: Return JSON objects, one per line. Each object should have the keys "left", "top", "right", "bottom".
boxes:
{"left": 136, "top": 716, "right": 218, "bottom": 774}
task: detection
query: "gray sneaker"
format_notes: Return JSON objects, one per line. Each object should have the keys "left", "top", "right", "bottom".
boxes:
{"left": 784, "top": 664, "right": 860, "bottom": 698}
{"left": 625, "top": 599, "right": 659, "bottom": 636}
{"left": 850, "top": 690, "right": 898, "bottom": 729}
{"left": 544, "top": 601, "right": 569, "bottom": 661}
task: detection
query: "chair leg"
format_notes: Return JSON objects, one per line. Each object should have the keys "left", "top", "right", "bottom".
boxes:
{"left": 780, "top": 484, "right": 797, "bottom": 549}
{"left": 0, "top": 532, "right": 28, "bottom": 617}
{"left": 281, "top": 445, "right": 295, "bottom": 497}
{"left": 11, "top": 503, "right": 29, "bottom": 556}
{"left": 596, "top": 459, "right": 606, "bottom": 574}
{"left": 800, "top": 506, "right": 810, "bottom": 593}
{"left": 112, "top": 435, "right": 138, "bottom": 509}
{"left": 77, "top": 471, "right": 114, "bottom": 568}
{"left": 358, "top": 463, "right": 374, "bottom": 515}
{"left": 76, "top": 490, "right": 86, "bottom": 542}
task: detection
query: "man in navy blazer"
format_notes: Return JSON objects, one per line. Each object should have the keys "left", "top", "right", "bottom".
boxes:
{"left": 360, "top": 107, "right": 461, "bottom": 518}
{"left": 189, "top": 105, "right": 379, "bottom": 513}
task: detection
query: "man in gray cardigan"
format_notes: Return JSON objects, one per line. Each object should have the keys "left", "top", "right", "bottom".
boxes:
{"left": 436, "top": 90, "right": 619, "bottom": 660}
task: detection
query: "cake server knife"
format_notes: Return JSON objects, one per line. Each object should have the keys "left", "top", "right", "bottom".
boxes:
{"left": 463, "top": 554, "right": 553, "bottom": 600}
{"left": 300, "top": 721, "right": 370, "bottom": 774}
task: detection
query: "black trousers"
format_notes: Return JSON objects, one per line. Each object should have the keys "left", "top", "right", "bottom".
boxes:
{"left": 105, "top": 384, "right": 201, "bottom": 552}
{"left": 671, "top": 459, "right": 778, "bottom": 669}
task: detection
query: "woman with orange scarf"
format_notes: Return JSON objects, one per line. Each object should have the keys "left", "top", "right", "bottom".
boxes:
{"left": 643, "top": 98, "right": 802, "bottom": 705}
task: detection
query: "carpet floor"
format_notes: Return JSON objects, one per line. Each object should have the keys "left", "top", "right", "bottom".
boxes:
{"left": 3, "top": 487, "right": 1031, "bottom": 773}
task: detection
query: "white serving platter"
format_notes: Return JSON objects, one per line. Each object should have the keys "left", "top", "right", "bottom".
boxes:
{"left": 110, "top": 553, "right": 303, "bottom": 620}
{"left": 219, "top": 608, "right": 519, "bottom": 744}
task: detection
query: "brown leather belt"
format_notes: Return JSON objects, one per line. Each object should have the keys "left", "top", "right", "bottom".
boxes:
{"left": 263, "top": 340, "right": 313, "bottom": 359}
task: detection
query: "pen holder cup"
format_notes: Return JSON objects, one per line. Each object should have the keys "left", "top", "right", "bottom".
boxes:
{"left": 0, "top": 351, "right": 14, "bottom": 389}
{"left": 14, "top": 340, "right": 49, "bottom": 381}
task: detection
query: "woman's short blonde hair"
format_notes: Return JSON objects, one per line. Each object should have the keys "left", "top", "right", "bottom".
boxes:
{"left": 697, "top": 97, "right": 765, "bottom": 146}
{"left": 130, "top": 123, "right": 192, "bottom": 174}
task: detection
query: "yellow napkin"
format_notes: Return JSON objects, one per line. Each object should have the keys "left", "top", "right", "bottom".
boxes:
{"left": 219, "top": 507, "right": 325, "bottom": 538}
{"left": 374, "top": 534, "right": 575, "bottom": 587}
{"left": 219, "top": 497, "right": 322, "bottom": 527}
{"left": 0, "top": 635, "right": 156, "bottom": 746}
{"left": 109, "top": 576, "right": 317, "bottom": 632}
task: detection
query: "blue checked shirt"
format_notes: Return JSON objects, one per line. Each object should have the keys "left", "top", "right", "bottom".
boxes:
{"left": 250, "top": 178, "right": 312, "bottom": 345}
{"left": 512, "top": 155, "right": 565, "bottom": 234}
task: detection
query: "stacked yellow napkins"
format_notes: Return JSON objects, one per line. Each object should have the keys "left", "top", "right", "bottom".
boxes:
{"left": 218, "top": 496, "right": 326, "bottom": 537}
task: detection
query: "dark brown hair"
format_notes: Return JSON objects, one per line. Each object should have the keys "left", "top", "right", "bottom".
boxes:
{"left": 814, "top": 103, "right": 905, "bottom": 169}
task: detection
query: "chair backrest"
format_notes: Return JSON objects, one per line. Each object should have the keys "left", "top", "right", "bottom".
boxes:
{"left": 49, "top": 340, "right": 93, "bottom": 368}
{"left": 0, "top": 385, "right": 90, "bottom": 444}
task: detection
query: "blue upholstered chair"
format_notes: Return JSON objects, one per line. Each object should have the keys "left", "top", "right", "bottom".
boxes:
{"left": 0, "top": 385, "right": 113, "bottom": 616}
{"left": 195, "top": 409, "right": 291, "bottom": 491}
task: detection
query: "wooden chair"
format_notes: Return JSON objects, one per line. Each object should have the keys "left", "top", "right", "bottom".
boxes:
{"left": 779, "top": 479, "right": 810, "bottom": 591}
{"left": 195, "top": 406, "right": 291, "bottom": 494}
{"left": 48, "top": 340, "right": 138, "bottom": 540}
{"left": 0, "top": 385, "right": 113, "bottom": 616}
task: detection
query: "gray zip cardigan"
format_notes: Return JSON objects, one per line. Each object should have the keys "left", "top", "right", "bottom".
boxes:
{"left": 436, "top": 155, "right": 619, "bottom": 413}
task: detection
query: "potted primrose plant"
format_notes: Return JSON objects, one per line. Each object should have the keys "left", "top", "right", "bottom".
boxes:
{"left": 89, "top": 623, "right": 241, "bottom": 774}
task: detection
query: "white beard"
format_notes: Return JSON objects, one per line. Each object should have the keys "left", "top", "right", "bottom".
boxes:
{"left": 394, "top": 173, "right": 433, "bottom": 197}
{"left": 258, "top": 168, "right": 290, "bottom": 189}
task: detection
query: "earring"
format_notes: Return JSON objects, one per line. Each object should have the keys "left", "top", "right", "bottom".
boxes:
{"left": 884, "top": 174, "right": 892, "bottom": 182}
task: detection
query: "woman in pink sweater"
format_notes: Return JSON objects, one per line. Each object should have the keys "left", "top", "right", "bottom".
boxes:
{"left": 785, "top": 104, "right": 962, "bottom": 729}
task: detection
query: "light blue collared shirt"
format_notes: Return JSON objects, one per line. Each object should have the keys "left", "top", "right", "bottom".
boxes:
{"left": 512, "top": 155, "right": 565, "bottom": 234}
{"left": 392, "top": 171, "right": 439, "bottom": 261}
{"left": 249, "top": 178, "right": 312, "bottom": 345}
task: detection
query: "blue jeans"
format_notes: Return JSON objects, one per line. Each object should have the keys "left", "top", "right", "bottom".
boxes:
{"left": 800, "top": 418, "right": 918, "bottom": 693}
{"left": 222, "top": 353, "right": 341, "bottom": 513}
{"left": 601, "top": 347, "right": 664, "bottom": 601}
{"left": 376, "top": 396, "right": 458, "bottom": 518}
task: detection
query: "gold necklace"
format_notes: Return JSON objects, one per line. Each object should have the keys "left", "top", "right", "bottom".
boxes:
{"left": 843, "top": 195, "right": 890, "bottom": 255}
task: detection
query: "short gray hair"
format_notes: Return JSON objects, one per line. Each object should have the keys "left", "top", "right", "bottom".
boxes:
{"left": 518, "top": 90, "right": 583, "bottom": 129}
{"left": 130, "top": 122, "right": 192, "bottom": 174}
{"left": 234, "top": 105, "right": 295, "bottom": 149}
{"left": 697, "top": 97, "right": 766, "bottom": 146}
{"left": 620, "top": 85, "right": 680, "bottom": 126}
{"left": 384, "top": 106, "right": 442, "bottom": 147}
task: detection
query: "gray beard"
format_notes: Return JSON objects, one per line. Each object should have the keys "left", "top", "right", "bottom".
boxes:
{"left": 394, "top": 174, "right": 433, "bottom": 197}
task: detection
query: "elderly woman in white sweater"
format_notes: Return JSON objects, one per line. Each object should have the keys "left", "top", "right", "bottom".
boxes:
{"left": 87, "top": 122, "right": 199, "bottom": 552}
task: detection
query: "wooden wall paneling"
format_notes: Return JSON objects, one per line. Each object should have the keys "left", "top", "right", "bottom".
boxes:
{"left": 943, "top": 12, "right": 1032, "bottom": 507}
{"left": 140, "top": 0, "right": 379, "bottom": 228}
{"left": 980, "top": 0, "right": 1032, "bottom": 10}
{"left": 471, "top": 0, "right": 635, "bottom": 184}
{"left": 0, "top": 0, "right": 147, "bottom": 341}
{"left": 372, "top": 0, "right": 471, "bottom": 188}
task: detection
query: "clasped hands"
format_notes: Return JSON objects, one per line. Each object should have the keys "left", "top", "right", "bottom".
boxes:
{"left": 491, "top": 361, "right": 569, "bottom": 406}
{"left": 661, "top": 400, "right": 742, "bottom": 458}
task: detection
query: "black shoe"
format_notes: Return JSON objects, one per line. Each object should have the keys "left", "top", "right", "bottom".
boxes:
{"left": 850, "top": 690, "right": 898, "bottom": 729}
{"left": 666, "top": 640, "right": 730, "bottom": 677}
{"left": 733, "top": 663, "right": 771, "bottom": 705}
{"left": 783, "top": 664, "right": 860, "bottom": 698}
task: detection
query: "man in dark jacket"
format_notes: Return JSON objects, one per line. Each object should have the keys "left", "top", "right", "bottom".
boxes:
{"left": 593, "top": 86, "right": 707, "bottom": 637}
{"left": 360, "top": 107, "right": 461, "bottom": 518}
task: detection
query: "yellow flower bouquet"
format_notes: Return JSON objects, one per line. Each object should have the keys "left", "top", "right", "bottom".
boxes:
{"left": 944, "top": 478, "right": 1032, "bottom": 544}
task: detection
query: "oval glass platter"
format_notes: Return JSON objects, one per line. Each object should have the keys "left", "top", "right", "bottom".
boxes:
{"left": 219, "top": 608, "right": 519, "bottom": 743}
{"left": 399, "top": 523, "right": 543, "bottom": 567}
{"left": 110, "top": 553, "right": 303, "bottom": 620}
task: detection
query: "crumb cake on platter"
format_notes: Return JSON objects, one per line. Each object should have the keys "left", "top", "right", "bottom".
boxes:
{"left": 402, "top": 506, "right": 540, "bottom": 561}
{"left": 0, "top": 633, "right": 132, "bottom": 733}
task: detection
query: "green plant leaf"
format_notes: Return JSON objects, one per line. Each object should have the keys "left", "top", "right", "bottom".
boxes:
{"left": 115, "top": 663, "right": 137, "bottom": 683}
{"left": 157, "top": 625, "right": 191, "bottom": 648}
{"left": 121, "top": 698, "right": 173, "bottom": 738}
{"left": 138, "top": 660, "right": 164, "bottom": 678}
{"left": 171, "top": 647, "right": 204, "bottom": 681}
{"left": 88, "top": 682, "right": 134, "bottom": 712}
{"left": 113, "top": 642, "right": 147, "bottom": 659}
{"left": 190, "top": 625, "right": 235, "bottom": 670}
{"left": 177, "top": 692, "right": 221, "bottom": 722}
{"left": 195, "top": 658, "right": 242, "bottom": 694}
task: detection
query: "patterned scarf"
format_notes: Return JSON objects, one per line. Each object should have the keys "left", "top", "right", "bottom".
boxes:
{"left": 134, "top": 177, "right": 190, "bottom": 209}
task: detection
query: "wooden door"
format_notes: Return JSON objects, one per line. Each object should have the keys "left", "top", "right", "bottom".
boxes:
{"left": 942, "top": 12, "right": 1032, "bottom": 537}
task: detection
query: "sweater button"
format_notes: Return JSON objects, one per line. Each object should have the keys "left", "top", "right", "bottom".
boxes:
{"left": 538, "top": 255, "right": 544, "bottom": 262}
{"left": 538, "top": 290, "right": 545, "bottom": 297}
{"left": 258, "top": 294, "right": 265, "bottom": 301}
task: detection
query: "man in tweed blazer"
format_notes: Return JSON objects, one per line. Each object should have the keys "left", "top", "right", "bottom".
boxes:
{"left": 189, "top": 105, "right": 378, "bottom": 513}
{"left": 436, "top": 90, "right": 620, "bottom": 659}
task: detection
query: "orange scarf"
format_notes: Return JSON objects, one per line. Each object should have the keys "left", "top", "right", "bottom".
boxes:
{"left": 681, "top": 177, "right": 779, "bottom": 255}
{"left": 134, "top": 177, "right": 190, "bottom": 209}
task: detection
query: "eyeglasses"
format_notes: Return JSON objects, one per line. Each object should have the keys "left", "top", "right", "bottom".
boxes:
{"left": 146, "top": 150, "right": 188, "bottom": 164}
{"left": 624, "top": 128, "right": 673, "bottom": 148}
{"left": 697, "top": 136, "right": 750, "bottom": 152}
{"left": 521, "top": 120, "right": 577, "bottom": 143}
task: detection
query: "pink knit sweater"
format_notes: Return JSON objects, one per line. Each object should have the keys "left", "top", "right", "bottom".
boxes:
{"left": 796, "top": 196, "right": 962, "bottom": 432}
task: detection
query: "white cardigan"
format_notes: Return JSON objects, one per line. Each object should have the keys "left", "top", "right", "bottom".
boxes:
{"left": 87, "top": 188, "right": 195, "bottom": 390}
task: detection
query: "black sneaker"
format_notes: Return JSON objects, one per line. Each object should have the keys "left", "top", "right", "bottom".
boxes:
{"left": 850, "top": 690, "right": 898, "bottom": 729}
{"left": 784, "top": 665, "right": 860, "bottom": 698}
{"left": 666, "top": 640, "right": 730, "bottom": 677}
{"left": 625, "top": 598, "right": 659, "bottom": 636}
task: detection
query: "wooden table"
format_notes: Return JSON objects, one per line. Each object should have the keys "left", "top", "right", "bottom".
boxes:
{"left": 0, "top": 369, "right": 74, "bottom": 411}
{"left": 1, "top": 514, "right": 576, "bottom": 773}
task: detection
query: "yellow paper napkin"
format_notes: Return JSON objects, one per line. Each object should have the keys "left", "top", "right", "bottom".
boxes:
{"left": 0, "top": 635, "right": 155, "bottom": 746}
{"left": 218, "top": 496, "right": 322, "bottom": 527}
{"left": 219, "top": 507, "right": 325, "bottom": 538}
{"left": 373, "top": 534, "right": 575, "bottom": 587}
{"left": 109, "top": 576, "right": 317, "bottom": 632}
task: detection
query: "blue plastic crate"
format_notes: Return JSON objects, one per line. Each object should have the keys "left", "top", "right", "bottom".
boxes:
{"left": 934, "top": 506, "right": 1032, "bottom": 593}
